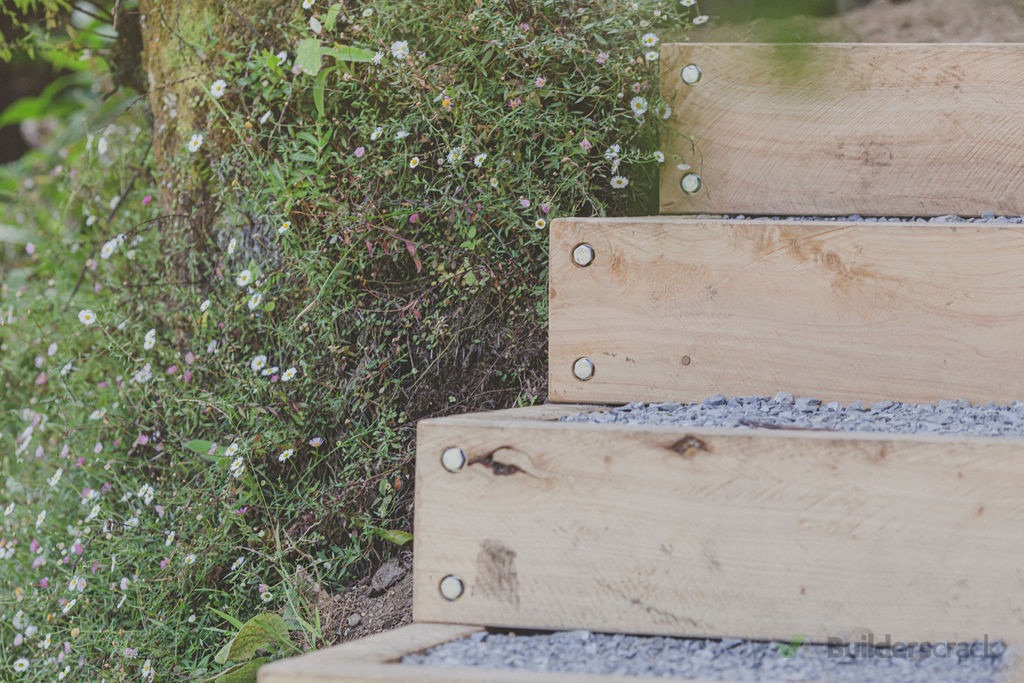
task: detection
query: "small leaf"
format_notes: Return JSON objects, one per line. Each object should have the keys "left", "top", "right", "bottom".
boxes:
{"left": 313, "top": 68, "right": 328, "bottom": 120}
{"left": 213, "top": 640, "right": 233, "bottom": 666}
{"left": 374, "top": 528, "right": 413, "bottom": 546}
{"left": 226, "top": 613, "right": 290, "bottom": 662}
{"left": 185, "top": 439, "right": 217, "bottom": 456}
{"left": 325, "top": 3, "right": 342, "bottom": 31}
{"left": 309, "top": 16, "right": 322, "bottom": 34}
{"left": 325, "top": 45, "right": 376, "bottom": 62}
{"left": 296, "top": 38, "right": 322, "bottom": 77}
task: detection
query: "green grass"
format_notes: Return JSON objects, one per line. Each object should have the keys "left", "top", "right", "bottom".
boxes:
{"left": 0, "top": 0, "right": 698, "bottom": 678}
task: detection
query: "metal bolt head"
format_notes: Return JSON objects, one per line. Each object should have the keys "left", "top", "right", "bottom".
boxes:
{"left": 573, "top": 357, "right": 595, "bottom": 381}
{"left": 439, "top": 575, "right": 464, "bottom": 601}
{"left": 681, "top": 64, "right": 702, "bottom": 85}
{"left": 441, "top": 447, "right": 466, "bottom": 473}
{"left": 680, "top": 172, "right": 702, "bottom": 195}
{"left": 572, "top": 243, "right": 595, "bottom": 267}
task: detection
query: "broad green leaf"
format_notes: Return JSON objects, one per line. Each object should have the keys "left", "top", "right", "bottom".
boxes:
{"left": 325, "top": 45, "right": 376, "bottom": 62}
{"left": 374, "top": 528, "right": 413, "bottom": 546}
{"left": 213, "top": 640, "right": 233, "bottom": 666}
{"left": 325, "top": 3, "right": 342, "bottom": 31}
{"left": 185, "top": 439, "right": 217, "bottom": 455}
{"left": 296, "top": 38, "right": 322, "bottom": 77}
{"left": 313, "top": 68, "right": 328, "bottom": 120}
{"left": 226, "top": 613, "right": 289, "bottom": 662}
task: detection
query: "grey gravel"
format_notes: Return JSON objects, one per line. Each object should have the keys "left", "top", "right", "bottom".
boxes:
{"left": 404, "top": 630, "right": 1012, "bottom": 681}
{"left": 559, "top": 396, "right": 1024, "bottom": 438}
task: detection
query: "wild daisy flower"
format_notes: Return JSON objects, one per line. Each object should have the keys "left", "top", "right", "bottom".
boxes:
{"left": 165, "top": 531, "right": 175, "bottom": 547}
{"left": 604, "top": 144, "right": 621, "bottom": 161}
{"left": 142, "top": 659, "right": 154, "bottom": 681}
{"left": 390, "top": 40, "right": 409, "bottom": 59}
{"left": 489, "top": 178, "right": 499, "bottom": 188}
{"left": 85, "top": 504, "right": 100, "bottom": 523}
{"left": 395, "top": 129, "right": 409, "bottom": 139}
{"left": 278, "top": 448, "right": 294, "bottom": 462}
{"left": 48, "top": 468, "right": 63, "bottom": 487}
{"left": 210, "top": 79, "right": 226, "bottom": 98}
{"left": 645, "top": 50, "right": 659, "bottom": 62}
{"left": 630, "top": 96, "right": 648, "bottom": 117}
{"left": 229, "top": 456, "right": 245, "bottom": 479}
{"left": 654, "top": 150, "right": 665, "bottom": 162}
{"left": 236, "top": 269, "right": 253, "bottom": 287}
{"left": 681, "top": 0, "right": 696, "bottom": 5}
{"left": 227, "top": 237, "right": 237, "bottom": 255}
{"left": 89, "top": 408, "right": 106, "bottom": 420}
{"left": 261, "top": 365, "right": 279, "bottom": 377}
{"left": 693, "top": 14, "right": 709, "bottom": 24}
{"left": 641, "top": 32, "right": 659, "bottom": 46}
{"left": 184, "top": 554, "right": 196, "bottom": 566}
{"left": 200, "top": 299, "right": 211, "bottom": 313}
{"left": 611, "top": 176, "right": 629, "bottom": 189}
{"left": 138, "top": 483, "right": 155, "bottom": 505}
{"left": 143, "top": 328, "right": 156, "bottom": 350}
{"left": 187, "top": 133, "right": 204, "bottom": 153}
{"left": 13, "top": 658, "right": 28, "bottom": 672}
{"left": 225, "top": 443, "right": 239, "bottom": 457}
{"left": 247, "top": 292, "right": 263, "bottom": 310}
{"left": 100, "top": 239, "right": 118, "bottom": 259}
{"left": 596, "top": 51, "right": 609, "bottom": 64}
{"left": 276, "top": 50, "right": 288, "bottom": 65}
{"left": 281, "top": 367, "right": 297, "bottom": 381}
{"left": 473, "top": 153, "right": 487, "bottom": 167}
{"left": 4, "top": 502, "right": 14, "bottom": 515}
{"left": 310, "top": 437, "right": 324, "bottom": 447}
{"left": 278, "top": 221, "right": 291, "bottom": 234}
{"left": 63, "top": 597, "right": 78, "bottom": 615}
{"left": 302, "top": 0, "right": 314, "bottom": 7}
{"left": 36, "top": 510, "right": 46, "bottom": 528}
{"left": 261, "top": 591, "right": 273, "bottom": 602}
{"left": 370, "top": 127, "right": 383, "bottom": 140}
{"left": 250, "top": 354, "right": 268, "bottom": 373}
{"left": 534, "top": 218, "right": 547, "bottom": 229}
{"left": 230, "top": 556, "right": 245, "bottom": 571}
{"left": 372, "top": 51, "right": 384, "bottom": 65}
{"left": 78, "top": 309, "right": 97, "bottom": 326}
{"left": 446, "top": 145, "right": 463, "bottom": 163}
{"left": 409, "top": 157, "right": 420, "bottom": 169}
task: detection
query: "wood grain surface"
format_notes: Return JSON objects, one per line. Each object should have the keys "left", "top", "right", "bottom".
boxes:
{"left": 659, "top": 43, "right": 1024, "bottom": 216}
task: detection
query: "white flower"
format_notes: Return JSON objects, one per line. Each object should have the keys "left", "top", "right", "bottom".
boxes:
{"left": 4, "top": 502, "right": 14, "bottom": 516}
{"left": 278, "top": 221, "right": 291, "bottom": 234}
{"left": 489, "top": 178, "right": 499, "bottom": 188}
{"left": 250, "top": 354, "right": 268, "bottom": 373}
{"left": 473, "top": 153, "right": 487, "bottom": 167}
{"left": 47, "top": 342, "right": 57, "bottom": 356}
{"left": 85, "top": 504, "right": 100, "bottom": 523}
{"left": 165, "top": 531, "right": 175, "bottom": 547}
{"left": 68, "top": 576, "right": 86, "bottom": 592}
{"left": 394, "top": 129, "right": 409, "bottom": 139}
{"left": 390, "top": 40, "right": 410, "bottom": 59}
{"left": 370, "top": 127, "right": 384, "bottom": 141}
{"left": 645, "top": 50, "right": 659, "bottom": 62}
{"left": 281, "top": 367, "right": 297, "bottom": 381}
{"left": 261, "top": 365, "right": 279, "bottom": 377}
{"left": 100, "top": 239, "right": 118, "bottom": 259}
{"left": 42, "top": 633, "right": 52, "bottom": 648}
{"left": 653, "top": 150, "right": 665, "bottom": 163}
{"left": 534, "top": 218, "right": 547, "bottom": 229}
{"left": 278, "top": 448, "right": 294, "bottom": 462}
{"left": 48, "top": 468, "right": 63, "bottom": 488}
{"left": 138, "top": 483, "right": 155, "bottom": 505}
{"left": 604, "top": 144, "right": 620, "bottom": 161}
{"left": 630, "top": 96, "right": 648, "bottom": 117}
{"left": 184, "top": 553, "right": 196, "bottom": 566}
{"left": 200, "top": 299, "right": 211, "bottom": 313}
{"left": 247, "top": 292, "right": 263, "bottom": 310}
{"left": 302, "top": 0, "right": 314, "bottom": 8}
{"left": 446, "top": 145, "right": 463, "bottom": 164}
{"left": 610, "top": 176, "right": 629, "bottom": 189}
{"left": 658, "top": 103, "right": 672, "bottom": 120}
{"left": 229, "top": 456, "right": 245, "bottom": 479}
{"left": 409, "top": 157, "right": 420, "bottom": 169}
{"left": 681, "top": 0, "right": 696, "bottom": 5}
{"left": 260, "top": 590, "right": 273, "bottom": 602}
{"left": 132, "top": 363, "right": 153, "bottom": 384}
{"left": 13, "top": 658, "right": 28, "bottom": 672}
{"left": 230, "top": 556, "right": 245, "bottom": 571}
{"left": 236, "top": 269, "right": 253, "bottom": 287}
{"left": 225, "top": 442, "right": 239, "bottom": 457}
{"left": 142, "top": 659, "right": 154, "bottom": 682}
{"left": 210, "top": 79, "right": 227, "bottom": 98}
{"left": 693, "top": 14, "right": 709, "bottom": 24}
{"left": 36, "top": 510, "right": 46, "bottom": 528}
{"left": 187, "top": 133, "right": 204, "bottom": 153}
{"left": 90, "top": 407, "right": 107, "bottom": 420}
{"left": 78, "top": 309, "right": 97, "bottom": 326}
{"left": 143, "top": 328, "right": 156, "bottom": 350}
{"left": 276, "top": 51, "right": 288, "bottom": 65}
{"left": 227, "top": 237, "right": 237, "bottom": 255}
{"left": 372, "top": 51, "right": 384, "bottom": 65}
{"left": 641, "top": 32, "right": 659, "bottom": 47}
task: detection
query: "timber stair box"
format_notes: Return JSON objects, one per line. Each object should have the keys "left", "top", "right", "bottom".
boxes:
{"left": 260, "top": 43, "right": 1024, "bottom": 682}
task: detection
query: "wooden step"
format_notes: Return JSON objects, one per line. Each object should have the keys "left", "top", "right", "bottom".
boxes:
{"left": 550, "top": 216, "right": 1024, "bottom": 406}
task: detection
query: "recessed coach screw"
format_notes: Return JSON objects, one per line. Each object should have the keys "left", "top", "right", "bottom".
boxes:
{"left": 441, "top": 447, "right": 466, "bottom": 473}
{"left": 572, "top": 243, "right": 595, "bottom": 267}
{"left": 573, "top": 357, "right": 595, "bottom": 381}
{"left": 439, "top": 575, "right": 464, "bottom": 601}
{"left": 681, "top": 64, "right": 702, "bottom": 85}
{"left": 680, "top": 172, "right": 702, "bottom": 195}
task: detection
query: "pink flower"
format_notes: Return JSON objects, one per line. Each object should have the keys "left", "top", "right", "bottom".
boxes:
{"left": 136, "top": 434, "right": 149, "bottom": 446}
{"left": 519, "top": 198, "right": 531, "bottom": 208}
{"left": 519, "top": 22, "right": 530, "bottom": 31}
{"left": 166, "top": 364, "right": 178, "bottom": 374}
{"left": 30, "top": 538, "right": 40, "bottom": 553}
{"left": 35, "top": 372, "right": 48, "bottom": 385}
{"left": 507, "top": 98, "right": 522, "bottom": 108}
{"left": 25, "top": 242, "right": 35, "bottom": 255}
{"left": 142, "top": 194, "right": 152, "bottom": 205}
{"left": 101, "top": 482, "right": 111, "bottom": 494}
{"left": 234, "top": 506, "right": 248, "bottom": 515}
{"left": 93, "top": 442, "right": 103, "bottom": 454}
{"left": 408, "top": 213, "right": 419, "bottom": 223}
{"left": 309, "top": 437, "right": 324, "bottom": 447}
{"left": 97, "top": 380, "right": 109, "bottom": 388}
{"left": 81, "top": 488, "right": 92, "bottom": 499}
{"left": 541, "top": 204, "right": 551, "bottom": 214}
{"left": 160, "top": 558, "right": 168, "bottom": 570}
{"left": 183, "top": 369, "right": 192, "bottom": 383}
{"left": 185, "top": 351, "right": 195, "bottom": 364}
{"left": 32, "top": 556, "right": 45, "bottom": 569}
{"left": 91, "top": 561, "right": 99, "bottom": 574}
{"left": 155, "top": 505, "right": 164, "bottom": 518}
{"left": 354, "top": 146, "right": 365, "bottom": 158}
{"left": 74, "top": 456, "right": 84, "bottom": 468}
{"left": 535, "top": 76, "right": 546, "bottom": 87}
{"left": 73, "top": 542, "right": 83, "bottom": 555}
{"left": 596, "top": 51, "right": 609, "bottom": 64}
{"left": 38, "top": 578, "right": 48, "bottom": 588}
{"left": 580, "top": 139, "right": 592, "bottom": 151}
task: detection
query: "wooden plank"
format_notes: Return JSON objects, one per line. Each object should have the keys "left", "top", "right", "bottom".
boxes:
{"left": 659, "top": 43, "right": 1024, "bottom": 216}
{"left": 414, "top": 407, "right": 1024, "bottom": 645}
{"left": 258, "top": 622, "right": 726, "bottom": 682}
{"left": 549, "top": 216, "right": 1024, "bottom": 405}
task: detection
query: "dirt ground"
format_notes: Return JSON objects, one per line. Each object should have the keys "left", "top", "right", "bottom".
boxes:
{"left": 320, "top": 0, "right": 1024, "bottom": 648}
